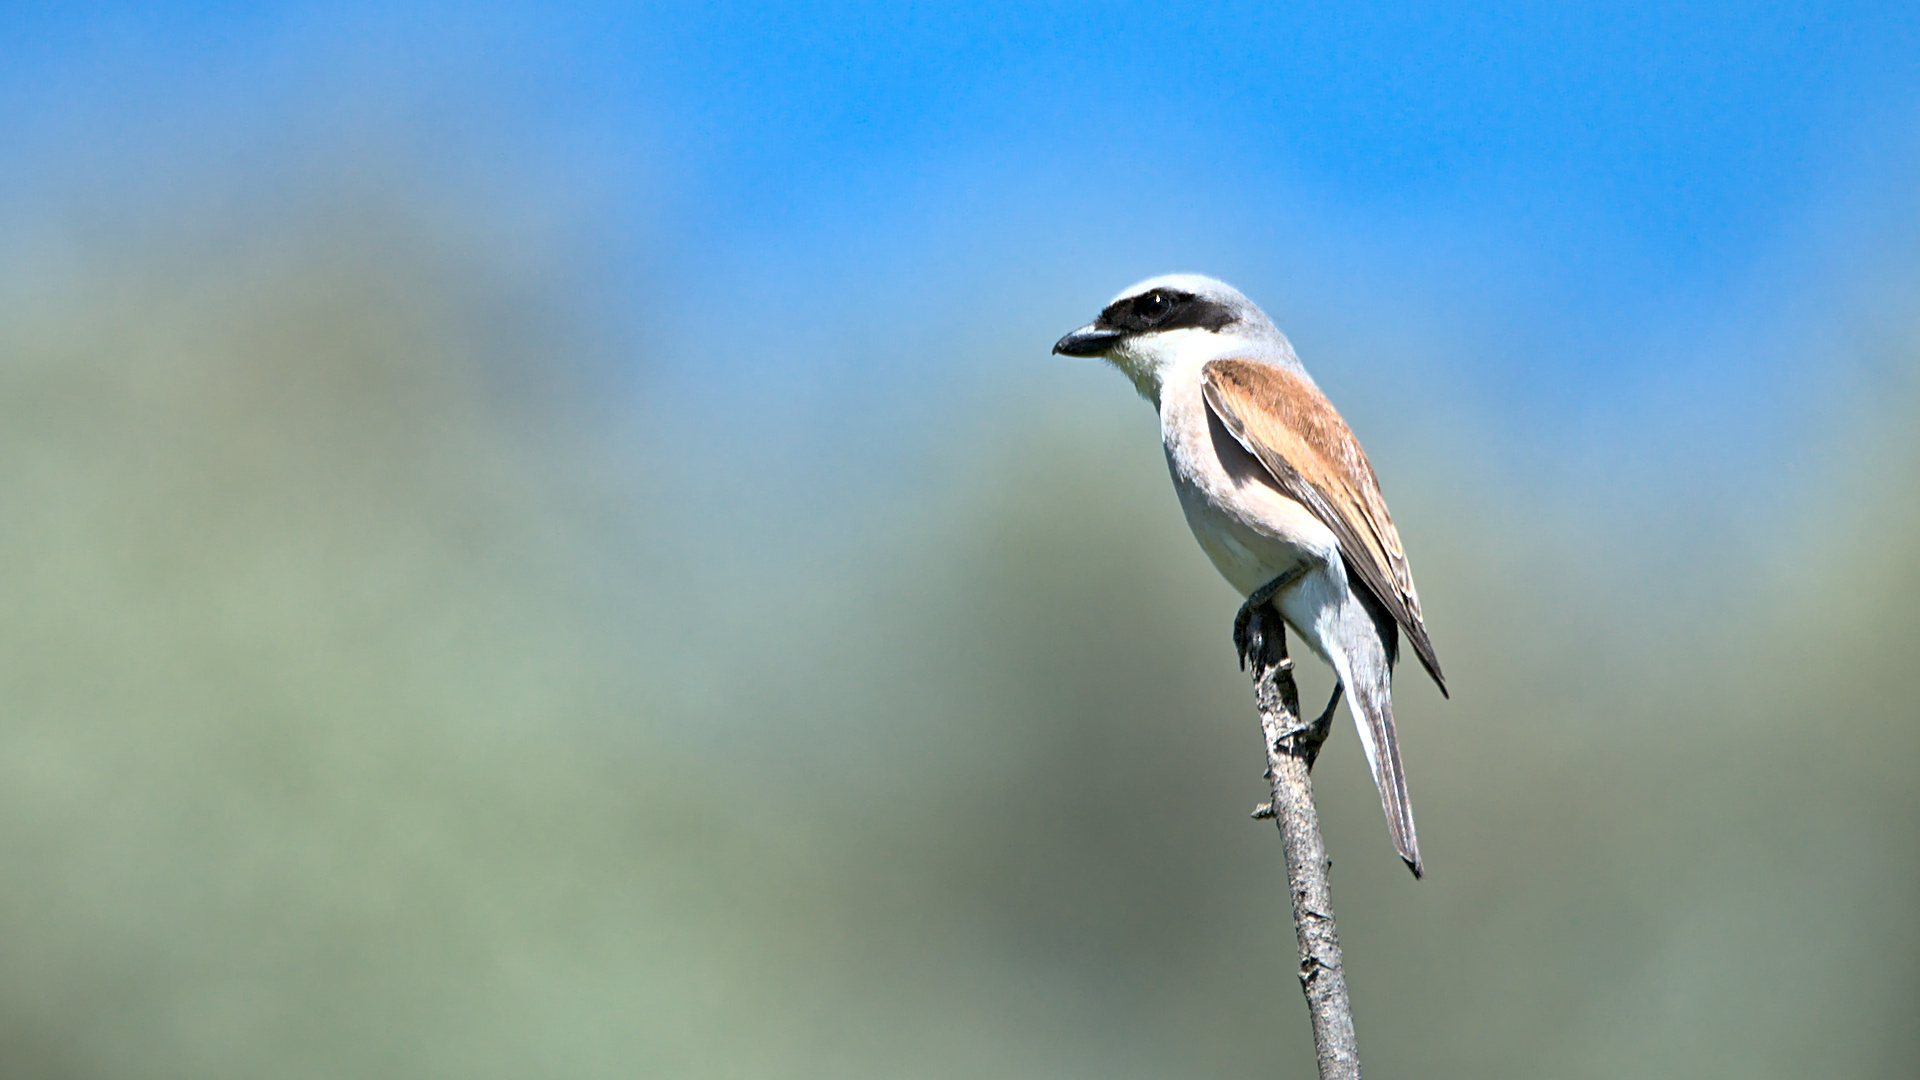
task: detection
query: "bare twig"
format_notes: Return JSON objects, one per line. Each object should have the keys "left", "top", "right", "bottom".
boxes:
{"left": 1242, "top": 605, "right": 1362, "bottom": 1080}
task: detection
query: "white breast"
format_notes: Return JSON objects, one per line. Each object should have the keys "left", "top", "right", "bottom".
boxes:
{"left": 1155, "top": 363, "right": 1340, "bottom": 598}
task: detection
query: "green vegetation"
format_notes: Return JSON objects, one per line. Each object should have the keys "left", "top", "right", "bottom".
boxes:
{"left": 0, "top": 187, "right": 1913, "bottom": 1079}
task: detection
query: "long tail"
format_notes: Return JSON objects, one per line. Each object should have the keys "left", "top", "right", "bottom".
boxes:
{"left": 1282, "top": 569, "right": 1424, "bottom": 877}
{"left": 1345, "top": 671, "right": 1422, "bottom": 878}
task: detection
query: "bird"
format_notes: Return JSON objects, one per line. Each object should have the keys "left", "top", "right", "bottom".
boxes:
{"left": 1053, "top": 274, "right": 1446, "bottom": 878}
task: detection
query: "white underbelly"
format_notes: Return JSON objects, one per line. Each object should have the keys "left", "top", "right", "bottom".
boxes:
{"left": 1159, "top": 387, "right": 1338, "bottom": 597}
{"left": 1174, "top": 477, "right": 1319, "bottom": 593}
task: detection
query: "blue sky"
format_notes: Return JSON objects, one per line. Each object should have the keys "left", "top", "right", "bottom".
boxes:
{"left": 6, "top": 1, "right": 1919, "bottom": 471}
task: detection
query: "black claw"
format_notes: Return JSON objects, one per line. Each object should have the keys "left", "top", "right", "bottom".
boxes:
{"left": 1234, "top": 601, "right": 1273, "bottom": 670}
{"left": 1301, "top": 683, "right": 1344, "bottom": 770}
{"left": 1234, "top": 566, "right": 1307, "bottom": 669}
{"left": 1232, "top": 604, "right": 1257, "bottom": 669}
{"left": 1311, "top": 684, "right": 1343, "bottom": 735}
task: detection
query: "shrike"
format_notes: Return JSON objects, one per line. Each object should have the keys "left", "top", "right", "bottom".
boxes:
{"left": 1053, "top": 274, "right": 1446, "bottom": 877}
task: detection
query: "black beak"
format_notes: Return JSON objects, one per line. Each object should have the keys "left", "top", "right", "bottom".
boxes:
{"left": 1052, "top": 324, "right": 1123, "bottom": 357}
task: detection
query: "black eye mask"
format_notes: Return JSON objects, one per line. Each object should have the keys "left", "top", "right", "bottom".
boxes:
{"left": 1096, "top": 289, "right": 1237, "bottom": 335}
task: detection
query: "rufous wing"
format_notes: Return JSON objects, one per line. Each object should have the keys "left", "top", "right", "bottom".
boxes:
{"left": 1201, "top": 358, "right": 1447, "bottom": 696}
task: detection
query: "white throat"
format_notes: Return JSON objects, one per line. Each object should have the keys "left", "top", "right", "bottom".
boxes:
{"left": 1108, "top": 327, "right": 1300, "bottom": 408}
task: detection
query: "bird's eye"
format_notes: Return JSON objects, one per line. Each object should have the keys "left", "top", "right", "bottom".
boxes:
{"left": 1134, "top": 292, "right": 1172, "bottom": 323}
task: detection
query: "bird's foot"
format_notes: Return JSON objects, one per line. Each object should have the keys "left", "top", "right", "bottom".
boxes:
{"left": 1300, "top": 684, "right": 1344, "bottom": 769}
{"left": 1233, "top": 566, "right": 1308, "bottom": 670}
{"left": 1232, "top": 603, "right": 1274, "bottom": 670}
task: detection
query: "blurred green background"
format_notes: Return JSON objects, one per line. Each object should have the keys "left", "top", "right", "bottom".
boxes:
{"left": 2, "top": 4, "right": 1918, "bottom": 1078}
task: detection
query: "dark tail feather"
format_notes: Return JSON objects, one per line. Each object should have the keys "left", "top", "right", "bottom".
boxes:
{"left": 1351, "top": 679, "right": 1423, "bottom": 878}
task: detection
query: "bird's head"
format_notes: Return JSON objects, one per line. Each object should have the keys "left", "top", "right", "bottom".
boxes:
{"left": 1052, "top": 274, "right": 1292, "bottom": 403}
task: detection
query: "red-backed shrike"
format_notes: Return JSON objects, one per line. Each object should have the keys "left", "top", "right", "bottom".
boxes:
{"left": 1054, "top": 274, "right": 1446, "bottom": 877}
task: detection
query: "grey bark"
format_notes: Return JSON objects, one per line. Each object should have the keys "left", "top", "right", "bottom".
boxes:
{"left": 1243, "top": 605, "right": 1362, "bottom": 1080}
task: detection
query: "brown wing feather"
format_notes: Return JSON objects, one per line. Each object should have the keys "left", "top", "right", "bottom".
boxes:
{"left": 1201, "top": 358, "right": 1447, "bottom": 696}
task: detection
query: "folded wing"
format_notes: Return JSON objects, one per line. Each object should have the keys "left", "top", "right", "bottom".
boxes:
{"left": 1201, "top": 358, "right": 1447, "bottom": 696}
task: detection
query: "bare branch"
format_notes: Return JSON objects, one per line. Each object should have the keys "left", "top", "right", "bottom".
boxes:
{"left": 1243, "top": 605, "right": 1362, "bottom": 1080}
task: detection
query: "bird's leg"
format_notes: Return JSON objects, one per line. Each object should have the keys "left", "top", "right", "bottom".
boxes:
{"left": 1234, "top": 565, "right": 1309, "bottom": 670}
{"left": 1300, "top": 684, "right": 1343, "bottom": 770}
